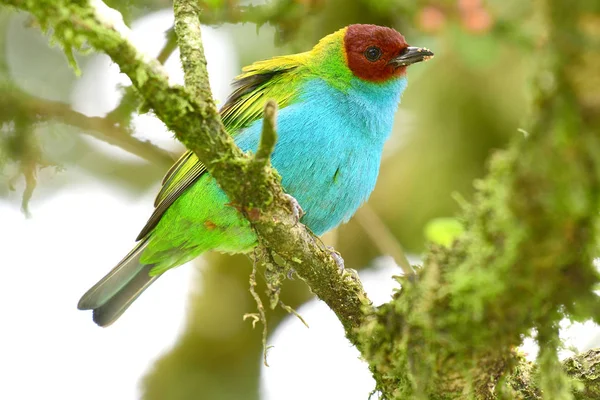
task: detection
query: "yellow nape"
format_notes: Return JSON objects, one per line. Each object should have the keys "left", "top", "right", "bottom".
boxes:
{"left": 236, "top": 26, "right": 349, "bottom": 80}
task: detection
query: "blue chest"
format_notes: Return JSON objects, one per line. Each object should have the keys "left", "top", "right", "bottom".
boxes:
{"left": 236, "top": 77, "right": 407, "bottom": 235}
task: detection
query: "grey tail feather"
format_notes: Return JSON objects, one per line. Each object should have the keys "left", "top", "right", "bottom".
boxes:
{"left": 77, "top": 239, "right": 161, "bottom": 327}
{"left": 92, "top": 265, "right": 159, "bottom": 327}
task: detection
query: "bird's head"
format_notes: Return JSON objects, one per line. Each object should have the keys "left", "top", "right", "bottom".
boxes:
{"left": 308, "top": 24, "right": 433, "bottom": 88}
{"left": 344, "top": 24, "right": 433, "bottom": 82}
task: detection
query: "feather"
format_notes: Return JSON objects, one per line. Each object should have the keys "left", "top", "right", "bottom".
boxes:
{"left": 91, "top": 265, "right": 158, "bottom": 327}
{"left": 78, "top": 239, "right": 160, "bottom": 327}
{"left": 137, "top": 152, "right": 206, "bottom": 240}
{"left": 78, "top": 239, "right": 150, "bottom": 310}
{"left": 136, "top": 57, "right": 305, "bottom": 240}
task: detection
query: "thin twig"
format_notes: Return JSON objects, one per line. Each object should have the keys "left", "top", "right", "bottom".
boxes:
{"left": 196, "top": 0, "right": 317, "bottom": 27}
{"left": 0, "top": 83, "right": 175, "bottom": 166}
{"left": 254, "top": 100, "right": 278, "bottom": 167}
{"left": 157, "top": 28, "right": 178, "bottom": 64}
{"left": 174, "top": 0, "right": 213, "bottom": 107}
{"left": 354, "top": 204, "right": 414, "bottom": 276}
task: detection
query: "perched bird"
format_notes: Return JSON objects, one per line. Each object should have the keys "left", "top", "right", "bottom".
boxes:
{"left": 78, "top": 24, "right": 433, "bottom": 326}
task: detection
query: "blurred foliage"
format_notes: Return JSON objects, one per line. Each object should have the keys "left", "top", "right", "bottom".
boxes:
{"left": 142, "top": 253, "right": 311, "bottom": 400}
{"left": 424, "top": 217, "right": 464, "bottom": 247}
{"left": 3, "top": 0, "right": 597, "bottom": 399}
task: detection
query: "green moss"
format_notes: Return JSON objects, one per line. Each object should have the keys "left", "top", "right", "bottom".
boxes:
{"left": 356, "top": 0, "right": 600, "bottom": 396}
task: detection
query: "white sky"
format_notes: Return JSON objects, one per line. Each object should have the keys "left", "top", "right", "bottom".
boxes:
{"left": 1, "top": 6, "right": 599, "bottom": 400}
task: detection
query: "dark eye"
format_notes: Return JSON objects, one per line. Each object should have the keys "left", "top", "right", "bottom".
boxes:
{"left": 364, "top": 46, "right": 382, "bottom": 62}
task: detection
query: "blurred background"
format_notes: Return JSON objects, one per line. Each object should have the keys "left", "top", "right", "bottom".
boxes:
{"left": 1, "top": 0, "right": 599, "bottom": 399}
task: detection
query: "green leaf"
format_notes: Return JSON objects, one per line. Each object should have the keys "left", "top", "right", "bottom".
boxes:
{"left": 424, "top": 217, "right": 464, "bottom": 247}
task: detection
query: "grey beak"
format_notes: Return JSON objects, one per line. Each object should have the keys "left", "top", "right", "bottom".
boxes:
{"left": 389, "top": 46, "right": 434, "bottom": 67}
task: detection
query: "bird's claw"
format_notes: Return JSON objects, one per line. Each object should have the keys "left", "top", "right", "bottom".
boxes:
{"left": 326, "top": 246, "right": 345, "bottom": 272}
{"left": 286, "top": 268, "right": 296, "bottom": 280}
{"left": 283, "top": 193, "right": 305, "bottom": 224}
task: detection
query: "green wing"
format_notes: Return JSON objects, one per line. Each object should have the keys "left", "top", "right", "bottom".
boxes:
{"left": 136, "top": 59, "right": 303, "bottom": 240}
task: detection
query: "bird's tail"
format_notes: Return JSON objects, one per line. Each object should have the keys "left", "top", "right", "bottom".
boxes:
{"left": 77, "top": 239, "right": 160, "bottom": 327}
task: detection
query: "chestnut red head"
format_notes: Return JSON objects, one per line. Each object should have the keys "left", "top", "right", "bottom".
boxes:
{"left": 344, "top": 24, "right": 433, "bottom": 82}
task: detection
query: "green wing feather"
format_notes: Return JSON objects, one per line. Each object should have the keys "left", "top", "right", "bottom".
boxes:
{"left": 136, "top": 57, "right": 304, "bottom": 240}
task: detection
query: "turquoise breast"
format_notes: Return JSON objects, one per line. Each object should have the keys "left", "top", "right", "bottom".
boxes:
{"left": 236, "top": 76, "right": 407, "bottom": 235}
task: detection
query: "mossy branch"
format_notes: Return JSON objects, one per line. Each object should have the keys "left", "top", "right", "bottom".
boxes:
{"left": 506, "top": 349, "right": 600, "bottom": 399}
{"left": 356, "top": 0, "right": 600, "bottom": 397}
{"left": 254, "top": 100, "right": 278, "bottom": 167}
{"left": 562, "top": 349, "right": 600, "bottom": 400}
{"left": 106, "top": 26, "right": 178, "bottom": 126}
{"left": 0, "top": 0, "right": 372, "bottom": 339}
{"left": 170, "top": 0, "right": 372, "bottom": 338}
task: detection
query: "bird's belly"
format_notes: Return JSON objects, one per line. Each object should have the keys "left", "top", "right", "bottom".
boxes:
{"left": 273, "top": 147, "right": 381, "bottom": 236}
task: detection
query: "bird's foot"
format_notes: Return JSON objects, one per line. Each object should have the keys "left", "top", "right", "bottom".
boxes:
{"left": 325, "top": 246, "right": 360, "bottom": 281}
{"left": 326, "top": 246, "right": 345, "bottom": 272}
{"left": 287, "top": 268, "right": 296, "bottom": 280}
{"left": 283, "top": 193, "right": 304, "bottom": 224}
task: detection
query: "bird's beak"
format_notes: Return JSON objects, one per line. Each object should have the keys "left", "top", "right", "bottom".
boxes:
{"left": 389, "top": 47, "right": 434, "bottom": 67}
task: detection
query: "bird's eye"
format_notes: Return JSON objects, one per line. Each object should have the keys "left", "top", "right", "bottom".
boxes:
{"left": 364, "top": 46, "right": 382, "bottom": 62}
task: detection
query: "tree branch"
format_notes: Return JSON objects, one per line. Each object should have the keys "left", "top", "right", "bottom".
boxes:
{"left": 562, "top": 349, "right": 600, "bottom": 399}
{"left": 354, "top": 204, "right": 413, "bottom": 275}
{"left": 356, "top": 0, "right": 600, "bottom": 397}
{"left": 171, "top": 0, "right": 372, "bottom": 337}
{"left": 254, "top": 99, "right": 278, "bottom": 167}
{"left": 1, "top": 0, "right": 372, "bottom": 339}
{"left": 173, "top": 0, "right": 213, "bottom": 108}
{"left": 506, "top": 349, "right": 600, "bottom": 399}
{"left": 106, "top": 26, "right": 177, "bottom": 125}
{"left": 195, "top": 0, "right": 318, "bottom": 28}
{"left": 0, "top": 81, "right": 175, "bottom": 166}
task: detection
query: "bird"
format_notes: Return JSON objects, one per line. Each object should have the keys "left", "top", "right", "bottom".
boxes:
{"left": 78, "top": 24, "right": 433, "bottom": 326}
